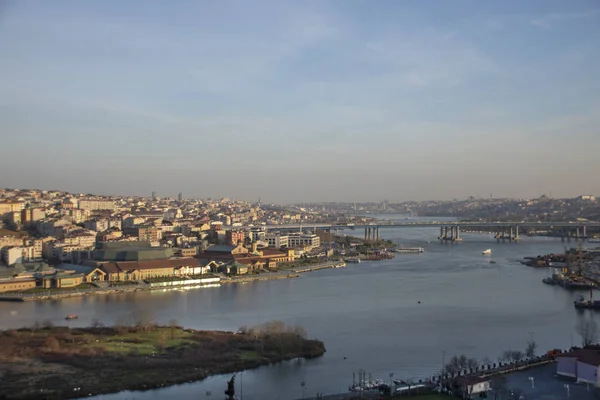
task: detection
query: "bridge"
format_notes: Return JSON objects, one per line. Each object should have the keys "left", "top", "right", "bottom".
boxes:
{"left": 245, "top": 221, "right": 600, "bottom": 242}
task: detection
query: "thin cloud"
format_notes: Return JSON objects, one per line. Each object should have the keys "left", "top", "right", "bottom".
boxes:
{"left": 530, "top": 9, "right": 600, "bottom": 28}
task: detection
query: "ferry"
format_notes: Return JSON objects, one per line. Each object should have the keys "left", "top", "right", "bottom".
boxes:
{"left": 395, "top": 247, "right": 424, "bottom": 254}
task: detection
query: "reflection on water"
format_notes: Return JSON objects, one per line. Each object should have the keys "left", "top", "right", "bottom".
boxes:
{"left": 0, "top": 217, "right": 592, "bottom": 399}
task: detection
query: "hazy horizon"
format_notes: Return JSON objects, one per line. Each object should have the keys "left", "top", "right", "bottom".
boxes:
{"left": 1, "top": 0, "right": 599, "bottom": 203}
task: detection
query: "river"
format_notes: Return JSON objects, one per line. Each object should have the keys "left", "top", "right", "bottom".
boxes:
{"left": 0, "top": 215, "right": 594, "bottom": 400}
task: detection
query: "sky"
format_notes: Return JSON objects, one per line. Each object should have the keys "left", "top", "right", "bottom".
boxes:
{"left": 1, "top": 0, "right": 599, "bottom": 203}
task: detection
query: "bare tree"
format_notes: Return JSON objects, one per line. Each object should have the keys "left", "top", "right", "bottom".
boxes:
{"left": 510, "top": 350, "right": 524, "bottom": 363}
{"left": 169, "top": 319, "right": 178, "bottom": 340}
{"left": 113, "top": 316, "right": 129, "bottom": 334}
{"left": 31, "top": 321, "right": 41, "bottom": 334}
{"left": 525, "top": 339, "right": 537, "bottom": 358}
{"left": 132, "top": 310, "right": 155, "bottom": 332}
{"left": 499, "top": 350, "right": 524, "bottom": 363}
{"left": 444, "top": 354, "right": 479, "bottom": 375}
{"left": 577, "top": 318, "right": 599, "bottom": 347}
{"left": 156, "top": 330, "right": 167, "bottom": 352}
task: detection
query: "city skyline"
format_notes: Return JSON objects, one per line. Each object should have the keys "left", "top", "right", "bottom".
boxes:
{"left": 1, "top": 0, "right": 599, "bottom": 202}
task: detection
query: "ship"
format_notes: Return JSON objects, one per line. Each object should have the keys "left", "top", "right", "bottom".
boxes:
{"left": 574, "top": 290, "right": 600, "bottom": 310}
{"left": 561, "top": 280, "right": 596, "bottom": 290}
{"left": 395, "top": 247, "right": 424, "bottom": 254}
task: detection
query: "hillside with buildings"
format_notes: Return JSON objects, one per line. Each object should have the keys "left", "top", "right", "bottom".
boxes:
{"left": 0, "top": 188, "right": 346, "bottom": 295}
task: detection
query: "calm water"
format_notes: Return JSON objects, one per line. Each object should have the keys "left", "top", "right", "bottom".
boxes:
{"left": 0, "top": 216, "right": 592, "bottom": 400}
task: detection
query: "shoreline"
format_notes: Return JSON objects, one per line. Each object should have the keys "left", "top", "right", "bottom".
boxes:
{"left": 0, "top": 261, "right": 346, "bottom": 302}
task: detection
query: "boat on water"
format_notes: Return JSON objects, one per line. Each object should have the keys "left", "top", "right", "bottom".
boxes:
{"left": 543, "top": 276, "right": 557, "bottom": 285}
{"left": 65, "top": 314, "right": 78, "bottom": 320}
{"left": 562, "top": 280, "right": 596, "bottom": 290}
{"left": 349, "top": 379, "right": 385, "bottom": 392}
{"left": 482, "top": 249, "right": 492, "bottom": 255}
{"left": 489, "top": 260, "right": 497, "bottom": 264}
{"left": 574, "top": 290, "right": 600, "bottom": 310}
{"left": 345, "top": 258, "right": 361, "bottom": 264}
{"left": 395, "top": 247, "right": 424, "bottom": 254}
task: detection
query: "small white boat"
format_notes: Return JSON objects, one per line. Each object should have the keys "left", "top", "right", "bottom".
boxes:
{"left": 482, "top": 249, "right": 492, "bottom": 255}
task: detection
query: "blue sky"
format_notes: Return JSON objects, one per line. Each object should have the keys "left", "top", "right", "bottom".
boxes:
{"left": 1, "top": 0, "right": 599, "bottom": 202}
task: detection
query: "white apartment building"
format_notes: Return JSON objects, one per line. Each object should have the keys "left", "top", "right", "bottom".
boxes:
{"left": 1, "top": 247, "right": 23, "bottom": 265}
{"left": 78, "top": 199, "right": 116, "bottom": 211}
{"left": 69, "top": 209, "right": 89, "bottom": 223}
{"left": 266, "top": 233, "right": 289, "bottom": 248}
{"left": 85, "top": 219, "right": 109, "bottom": 232}
{"left": 0, "top": 201, "right": 25, "bottom": 216}
{"left": 108, "top": 218, "right": 122, "bottom": 230}
{"left": 0, "top": 236, "right": 22, "bottom": 249}
{"left": 23, "top": 239, "right": 43, "bottom": 260}
{"left": 287, "top": 232, "right": 320, "bottom": 248}
{"left": 122, "top": 216, "right": 146, "bottom": 229}
{"left": 249, "top": 228, "right": 266, "bottom": 242}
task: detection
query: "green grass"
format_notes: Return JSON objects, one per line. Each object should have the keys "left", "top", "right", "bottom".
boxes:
{"left": 84, "top": 327, "right": 194, "bottom": 355}
{"left": 239, "top": 351, "right": 259, "bottom": 361}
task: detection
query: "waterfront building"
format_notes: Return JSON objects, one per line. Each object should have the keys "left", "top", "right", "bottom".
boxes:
{"left": 0, "top": 278, "right": 36, "bottom": 293}
{"left": 249, "top": 228, "right": 266, "bottom": 242}
{"left": 287, "top": 232, "right": 320, "bottom": 248}
{"left": 38, "top": 272, "right": 84, "bottom": 289}
{"left": 266, "top": 232, "right": 288, "bottom": 248}
{"left": 100, "top": 258, "right": 208, "bottom": 281}
{"left": 557, "top": 349, "right": 600, "bottom": 386}
{"left": 57, "top": 263, "right": 107, "bottom": 283}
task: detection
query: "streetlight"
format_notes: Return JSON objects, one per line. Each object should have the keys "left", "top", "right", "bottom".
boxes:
{"left": 300, "top": 381, "right": 306, "bottom": 399}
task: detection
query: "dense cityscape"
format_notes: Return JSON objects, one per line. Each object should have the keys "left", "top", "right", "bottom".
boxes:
{"left": 1, "top": 188, "right": 598, "bottom": 293}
